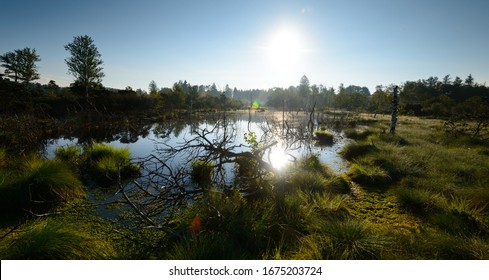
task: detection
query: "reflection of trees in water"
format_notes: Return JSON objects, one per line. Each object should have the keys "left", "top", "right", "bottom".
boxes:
{"left": 116, "top": 111, "right": 333, "bottom": 231}
{"left": 118, "top": 117, "right": 278, "bottom": 231}
{"left": 40, "top": 111, "right": 349, "bottom": 231}
{"left": 56, "top": 118, "right": 155, "bottom": 145}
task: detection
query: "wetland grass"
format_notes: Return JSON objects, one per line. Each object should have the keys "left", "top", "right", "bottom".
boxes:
{"left": 84, "top": 143, "right": 140, "bottom": 186}
{"left": 338, "top": 115, "right": 489, "bottom": 258}
{"left": 0, "top": 218, "right": 115, "bottom": 259}
{"left": 314, "top": 129, "right": 334, "bottom": 145}
{"left": 0, "top": 158, "right": 85, "bottom": 217}
{"left": 2, "top": 114, "right": 488, "bottom": 259}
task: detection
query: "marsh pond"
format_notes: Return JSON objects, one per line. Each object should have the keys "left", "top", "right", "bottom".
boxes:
{"left": 41, "top": 110, "right": 352, "bottom": 222}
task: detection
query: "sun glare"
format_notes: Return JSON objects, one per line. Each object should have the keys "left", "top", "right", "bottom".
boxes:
{"left": 266, "top": 27, "right": 303, "bottom": 69}
{"left": 268, "top": 145, "right": 290, "bottom": 170}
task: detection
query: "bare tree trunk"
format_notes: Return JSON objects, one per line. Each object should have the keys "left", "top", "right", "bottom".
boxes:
{"left": 308, "top": 102, "right": 316, "bottom": 134}
{"left": 390, "top": 86, "right": 399, "bottom": 135}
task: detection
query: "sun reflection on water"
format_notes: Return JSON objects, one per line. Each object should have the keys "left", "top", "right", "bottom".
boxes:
{"left": 268, "top": 144, "right": 291, "bottom": 170}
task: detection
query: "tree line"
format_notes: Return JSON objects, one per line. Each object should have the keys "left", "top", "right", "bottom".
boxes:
{"left": 267, "top": 74, "right": 488, "bottom": 117}
{"left": 1, "top": 35, "right": 488, "bottom": 120}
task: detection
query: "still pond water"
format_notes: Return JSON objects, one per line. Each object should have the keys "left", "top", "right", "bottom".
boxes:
{"left": 42, "top": 111, "right": 352, "bottom": 220}
{"left": 43, "top": 111, "right": 350, "bottom": 174}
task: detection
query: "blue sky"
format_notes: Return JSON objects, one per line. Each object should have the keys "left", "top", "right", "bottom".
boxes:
{"left": 1, "top": 0, "right": 488, "bottom": 92}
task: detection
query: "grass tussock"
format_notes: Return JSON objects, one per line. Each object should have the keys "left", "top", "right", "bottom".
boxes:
{"left": 191, "top": 160, "right": 214, "bottom": 189}
{"left": 297, "top": 153, "right": 335, "bottom": 177}
{"left": 285, "top": 155, "right": 349, "bottom": 194}
{"left": 314, "top": 129, "right": 334, "bottom": 145}
{"left": 339, "top": 143, "right": 377, "bottom": 161}
{"left": 0, "top": 158, "right": 85, "bottom": 216}
{"left": 347, "top": 160, "right": 391, "bottom": 189}
{"left": 84, "top": 143, "right": 140, "bottom": 186}
{"left": 0, "top": 218, "right": 115, "bottom": 259}
{"left": 164, "top": 180, "right": 351, "bottom": 260}
{"left": 386, "top": 230, "right": 489, "bottom": 259}
{"left": 54, "top": 145, "right": 82, "bottom": 167}
{"left": 294, "top": 218, "right": 389, "bottom": 260}
{"left": 54, "top": 143, "right": 141, "bottom": 186}
{"left": 395, "top": 187, "right": 440, "bottom": 215}
{"left": 344, "top": 127, "right": 373, "bottom": 140}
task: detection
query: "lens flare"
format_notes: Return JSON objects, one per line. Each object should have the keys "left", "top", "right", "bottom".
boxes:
{"left": 252, "top": 100, "right": 261, "bottom": 108}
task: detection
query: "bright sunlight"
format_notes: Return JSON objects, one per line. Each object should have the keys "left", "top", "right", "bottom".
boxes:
{"left": 266, "top": 26, "right": 304, "bottom": 69}
{"left": 268, "top": 144, "right": 291, "bottom": 170}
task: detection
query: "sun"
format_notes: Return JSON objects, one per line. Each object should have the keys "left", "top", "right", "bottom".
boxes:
{"left": 266, "top": 27, "right": 304, "bottom": 68}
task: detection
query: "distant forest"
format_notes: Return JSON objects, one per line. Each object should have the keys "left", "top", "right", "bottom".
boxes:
{"left": 1, "top": 73, "right": 488, "bottom": 119}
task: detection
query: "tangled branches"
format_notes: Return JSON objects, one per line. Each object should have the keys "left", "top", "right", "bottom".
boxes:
{"left": 117, "top": 115, "right": 279, "bottom": 230}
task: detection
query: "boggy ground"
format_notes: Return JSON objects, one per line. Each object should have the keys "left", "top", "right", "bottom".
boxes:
{"left": 1, "top": 114, "right": 488, "bottom": 259}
